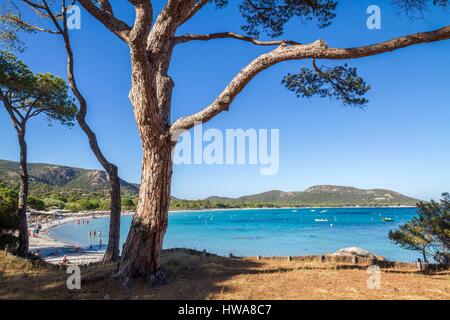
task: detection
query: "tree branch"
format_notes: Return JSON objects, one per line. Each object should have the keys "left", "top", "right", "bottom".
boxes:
{"left": 129, "top": 0, "right": 153, "bottom": 46}
{"left": 5, "top": 14, "right": 60, "bottom": 34}
{"left": 77, "top": 0, "right": 132, "bottom": 43}
{"left": 178, "top": 0, "right": 209, "bottom": 26}
{"left": 0, "top": 91, "right": 21, "bottom": 131}
{"left": 175, "top": 32, "right": 301, "bottom": 46}
{"left": 171, "top": 25, "right": 450, "bottom": 133}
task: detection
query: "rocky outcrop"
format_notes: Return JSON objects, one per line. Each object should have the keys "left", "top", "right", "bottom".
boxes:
{"left": 329, "top": 247, "right": 385, "bottom": 261}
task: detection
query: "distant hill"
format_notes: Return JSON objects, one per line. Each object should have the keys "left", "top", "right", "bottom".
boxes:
{"left": 0, "top": 159, "right": 139, "bottom": 195}
{"left": 205, "top": 185, "right": 420, "bottom": 207}
{"left": 0, "top": 159, "right": 420, "bottom": 207}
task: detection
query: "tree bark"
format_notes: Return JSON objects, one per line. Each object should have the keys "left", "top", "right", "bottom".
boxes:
{"left": 75, "top": 1, "right": 450, "bottom": 284}
{"left": 116, "top": 140, "right": 173, "bottom": 283}
{"left": 16, "top": 129, "right": 29, "bottom": 257}
{"left": 58, "top": 15, "right": 122, "bottom": 263}
{"left": 422, "top": 248, "right": 429, "bottom": 264}
{"left": 102, "top": 165, "right": 121, "bottom": 263}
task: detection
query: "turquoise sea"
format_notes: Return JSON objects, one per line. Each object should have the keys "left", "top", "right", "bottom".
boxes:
{"left": 49, "top": 207, "right": 420, "bottom": 262}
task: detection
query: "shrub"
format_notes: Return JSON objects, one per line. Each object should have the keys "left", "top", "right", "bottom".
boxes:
{"left": 389, "top": 193, "right": 450, "bottom": 263}
{"left": 0, "top": 188, "right": 18, "bottom": 230}
{"left": 122, "top": 198, "right": 136, "bottom": 210}
{"left": 43, "top": 198, "right": 66, "bottom": 209}
{"left": 28, "top": 196, "right": 46, "bottom": 211}
{"left": 0, "top": 234, "right": 18, "bottom": 252}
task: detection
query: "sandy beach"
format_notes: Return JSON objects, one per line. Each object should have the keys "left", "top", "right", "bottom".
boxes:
{"left": 27, "top": 206, "right": 417, "bottom": 266}
{"left": 28, "top": 212, "right": 116, "bottom": 265}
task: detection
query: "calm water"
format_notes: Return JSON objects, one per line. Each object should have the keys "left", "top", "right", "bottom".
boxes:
{"left": 49, "top": 207, "right": 420, "bottom": 262}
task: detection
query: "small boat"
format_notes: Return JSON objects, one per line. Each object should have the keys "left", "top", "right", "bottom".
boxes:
{"left": 310, "top": 210, "right": 316, "bottom": 212}
{"left": 315, "top": 219, "right": 329, "bottom": 223}
{"left": 292, "top": 210, "right": 298, "bottom": 213}
{"left": 321, "top": 210, "right": 328, "bottom": 213}
{"left": 381, "top": 217, "right": 394, "bottom": 222}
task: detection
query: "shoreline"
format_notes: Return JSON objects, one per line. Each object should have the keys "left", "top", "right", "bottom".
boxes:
{"left": 29, "top": 206, "right": 415, "bottom": 265}
{"left": 168, "top": 205, "right": 416, "bottom": 213}
{"left": 28, "top": 211, "right": 135, "bottom": 265}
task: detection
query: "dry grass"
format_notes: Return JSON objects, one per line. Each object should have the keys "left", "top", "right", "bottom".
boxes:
{"left": 0, "top": 250, "right": 449, "bottom": 300}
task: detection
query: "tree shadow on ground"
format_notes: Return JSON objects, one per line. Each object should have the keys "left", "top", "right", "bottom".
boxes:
{"left": 0, "top": 249, "right": 262, "bottom": 300}
{"left": 1, "top": 249, "right": 448, "bottom": 300}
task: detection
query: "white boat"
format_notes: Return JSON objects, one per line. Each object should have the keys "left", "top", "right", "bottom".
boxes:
{"left": 315, "top": 219, "right": 329, "bottom": 223}
{"left": 310, "top": 210, "right": 316, "bottom": 212}
{"left": 321, "top": 210, "right": 328, "bottom": 213}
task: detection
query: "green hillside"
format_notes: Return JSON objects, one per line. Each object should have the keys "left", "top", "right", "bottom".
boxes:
{"left": 204, "top": 185, "right": 420, "bottom": 207}
{"left": 0, "top": 159, "right": 138, "bottom": 197}
{"left": 0, "top": 160, "right": 420, "bottom": 211}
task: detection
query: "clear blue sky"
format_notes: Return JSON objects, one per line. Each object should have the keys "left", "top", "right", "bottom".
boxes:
{"left": 1, "top": 0, "right": 449, "bottom": 200}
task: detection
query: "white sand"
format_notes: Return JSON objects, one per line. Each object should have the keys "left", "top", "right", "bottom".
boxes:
{"left": 28, "top": 214, "right": 106, "bottom": 265}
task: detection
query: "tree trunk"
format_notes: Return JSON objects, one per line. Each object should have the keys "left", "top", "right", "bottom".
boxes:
{"left": 116, "top": 140, "right": 173, "bottom": 283}
{"left": 17, "top": 130, "right": 29, "bottom": 257}
{"left": 422, "top": 248, "right": 429, "bottom": 264}
{"left": 103, "top": 165, "right": 121, "bottom": 263}
{"left": 61, "top": 28, "right": 122, "bottom": 263}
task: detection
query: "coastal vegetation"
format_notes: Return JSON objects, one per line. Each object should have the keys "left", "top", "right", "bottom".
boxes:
{"left": 0, "top": 187, "right": 18, "bottom": 251}
{"left": 0, "top": 51, "right": 77, "bottom": 257}
{"left": 0, "top": 160, "right": 420, "bottom": 211}
{"left": 389, "top": 193, "right": 450, "bottom": 264}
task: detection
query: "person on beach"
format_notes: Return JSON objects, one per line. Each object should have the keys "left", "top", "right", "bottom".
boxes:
{"left": 60, "top": 255, "right": 70, "bottom": 266}
{"left": 98, "top": 231, "right": 101, "bottom": 238}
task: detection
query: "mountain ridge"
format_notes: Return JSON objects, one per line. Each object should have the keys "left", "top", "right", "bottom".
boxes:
{"left": 205, "top": 186, "right": 420, "bottom": 207}
{"left": 0, "top": 159, "right": 420, "bottom": 206}
{"left": 0, "top": 159, "right": 139, "bottom": 195}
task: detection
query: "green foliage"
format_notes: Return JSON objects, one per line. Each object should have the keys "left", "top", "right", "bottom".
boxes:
{"left": 64, "top": 197, "right": 110, "bottom": 212}
{"left": 43, "top": 197, "right": 66, "bottom": 209}
{"left": 389, "top": 193, "right": 450, "bottom": 263}
{"left": 0, "top": 233, "right": 18, "bottom": 252}
{"left": 66, "top": 199, "right": 99, "bottom": 212}
{"left": 0, "top": 187, "right": 17, "bottom": 252}
{"left": 392, "top": 0, "right": 449, "bottom": 17}
{"left": 0, "top": 50, "right": 77, "bottom": 127}
{"left": 0, "top": 160, "right": 140, "bottom": 196}
{"left": 282, "top": 63, "right": 370, "bottom": 106}
{"left": 0, "top": 188, "right": 18, "bottom": 230}
{"left": 238, "top": 0, "right": 337, "bottom": 37}
{"left": 389, "top": 218, "right": 431, "bottom": 262}
{"left": 122, "top": 198, "right": 136, "bottom": 210}
{"left": 0, "top": 2, "right": 35, "bottom": 52}
{"left": 27, "top": 196, "right": 45, "bottom": 211}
